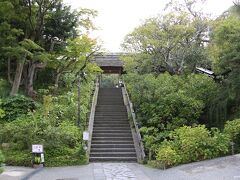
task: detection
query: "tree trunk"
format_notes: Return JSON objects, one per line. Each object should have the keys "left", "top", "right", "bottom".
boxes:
{"left": 54, "top": 70, "right": 61, "bottom": 88}
{"left": 8, "top": 58, "right": 13, "bottom": 84}
{"left": 26, "top": 62, "right": 36, "bottom": 97}
{"left": 10, "top": 61, "right": 25, "bottom": 96}
{"left": 25, "top": 61, "right": 46, "bottom": 97}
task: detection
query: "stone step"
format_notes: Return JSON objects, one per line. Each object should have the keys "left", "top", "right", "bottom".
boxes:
{"left": 91, "top": 147, "right": 136, "bottom": 152}
{"left": 98, "top": 103, "right": 124, "bottom": 105}
{"left": 93, "top": 121, "right": 129, "bottom": 125}
{"left": 96, "top": 105, "right": 126, "bottom": 107}
{"left": 95, "top": 110, "right": 126, "bottom": 113}
{"left": 94, "top": 115, "right": 128, "bottom": 118}
{"left": 98, "top": 96, "right": 122, "bottom": 98}
{"left": 96, "top": 106, "right": 126, "bottom": 109}
{"left": 92, "top": 137, "right": 133, "bottom": 141}
{"left": 94, "top": 116, "right": 128, "bottom": 119}
{"left": 98, "top": 96, "right": 122, "bottom": 97}
{"left": 90, "top": 148, "right": 136, "bottom": 152}
{"left": 93, "top": 122, "right": 129, "bottom": 125}
{"left": 96, "top": 108, "right": 125, "bottom": 110}
{"left": 97, "top": 103, "right": 124, "bottom": 105}
{"left": 90, "top": 152, "right": 136, "bottom": 157}
{"left": 94, "top": 118, "right": 129, "bottom": 121}
{"left": 95, "top": 109, "right": 126, "bottom": 112}
{"left": 92, "top": 133, "right": 132, "bottom": 137}
{"left": 90, "top": 87, "right": 137, "bottom": 162}
{"left": 93, "top": 124, "right": 130, "bottom": 128}
{"left": 98, "top": 99, "right": 123, "bottom": 101}
{"left": 93, "top": 124, "right": 130, "bottom": 127}
{"left": 98, "top": 95, "right": 122, "bottom": 97}
{"left": 89, "top": 157, "right": 137, "bottom": 162}
{"left": 93, "top": 127, "right": 131, "bottom": 130}
{"left": 93, "top": 130, "right": 132, "bottom": 133}
{"left": 97, "top": 100, "right": 123, "bottom": 102}
{"left": 94, "top": 117, "right": 128, "bottom": 120}
{"left": 99, "top": 87, "right": 121, "bottom": 89}
{"left": 91, "top": 140, "right": 134, "bottom": 144}
{"left": 98, "top": 91, "right": 122, "bottom": 94}
{"left": 94, "top": 112, "right": 128, "bottom": 115}
{"left": 93, "top": 120, "right": 130, "bottom": 124}
{"left": 93, "top": 121, "right": 129, "bottom": 124}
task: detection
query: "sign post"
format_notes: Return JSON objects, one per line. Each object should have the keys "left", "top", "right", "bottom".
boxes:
{"left": 32, "top": 144, "right": 44, "bottom": 168}
{"left": 83, "top": 131, "right": 89, "bottom": 151}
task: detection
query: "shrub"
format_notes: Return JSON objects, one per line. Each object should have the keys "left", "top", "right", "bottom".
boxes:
{"left": 0, "top": 78, "right": 94, "bottom": 167}
{"left": 124, "top": 73, "right": 218, "bottom": 130}
{"left": 1, "top": 150, "right": 31, "bottom": 167}
{"left": 155, "top": 125, "right": 230, "bottom": 168}
{"left": 0, "top": 114, "right": 86, "bottom": 167}
{"left": 156, "top": 144, "right": 180, "bottom": 168}
{"left": 45, "top": 146, "right": 86, "bottom": 166}
{"left": 0, "top": 95, "right": 36, "bottom": 122}
{"left": 0, "top": 150, "right": 4, "bottom": 173}
{"left": 224, "top": 119, "right": 240, "bottom": 152}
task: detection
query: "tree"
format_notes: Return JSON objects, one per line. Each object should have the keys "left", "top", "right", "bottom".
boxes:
{"left": 122, "top": 0, "right": 211, "bottom": 74}
{"left": 209, "top": 16, "right": 240, "bottom": 112}
{"left": 4, "top": 39, "right": 48, "bottom": 96}
{"left": 0, "top": 0, "right": 98, "bottom": 97}
{"left": 227, "top": 1, "right": 240, "bottom": 17}
{"left": 52, "top": 35, "right": 102, "bottom": 88}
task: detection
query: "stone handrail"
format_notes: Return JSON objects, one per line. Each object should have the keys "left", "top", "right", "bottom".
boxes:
{"left": 122, "top": 81, "right": 146, "bottom": 162}
{"left": 87, "top": 77, "right": 99, "bottom": 161}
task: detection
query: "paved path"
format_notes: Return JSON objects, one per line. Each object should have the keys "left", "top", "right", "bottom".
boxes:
{"left": 1, "top": 154, "right": 240, "bottom": 180}
{"left": 0, "top": 166, "right": 35, "bottom": 180}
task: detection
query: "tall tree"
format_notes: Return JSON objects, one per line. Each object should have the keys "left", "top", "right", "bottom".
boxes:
{"left": 51, "top": 35, "right": 101, "bottom": 88}
{"left": 0, "top": 0, "right": 98, "bottom": 97}
{"left": 122, "top": 11, "right": 210, "bottom": 74}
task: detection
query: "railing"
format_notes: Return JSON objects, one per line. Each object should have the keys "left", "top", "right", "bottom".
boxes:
{"left": 86, "top": 77, "right": 99, "bottom": 161}
{"left": 122, "top": 81, "right": 146, "bottom": 162}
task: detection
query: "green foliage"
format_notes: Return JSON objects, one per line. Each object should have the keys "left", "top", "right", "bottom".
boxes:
{"left": 1, "top": 150, "right": 31, "bottom": 167}
{"left": 45, "top": 146, "right": 86, "bottom": 166}
{"left": 209, "top": 16, "right": 240, "bottom": 121}
{"left": 0, "top": 76, "right": 95, "bottom": 166}
{"left": 41, "top": 78, "right": 94, "bottom": 127}
{"left": 0, "top": 79, "right": 10, "bottom": 98}
{"left": 0, "top": 150, "right": 4, "bottom": 173}
{"left": 156, "top": 144, "right": 181, "bottom": 168}
{"left": 0, "top": 95, "right": 36, "bottom": 122}
{"left": 0, "top": 113, "right": 86, "bottom": 166}
{"left": 155, "top": 125, "right": 230, "bottom": 168}
{"left": 0, "top": 0, "right": 99, "bottom": 168}
{"left": 125, "top": 73, "right": 218, "bottom": 130}
{"left": 122, "top": 8, "right": 210, "bottom": 74}
{"left": 125, "top": 73, "right": 219, "bottom": 162}
{"left": 100, "top": 74, "right": 119, "bottom": 88}
{"left": 224, "top": 119, "right": 240, "bottom": 152}
{"left": 140, "top": 127, "right": 161, "bottom": 160}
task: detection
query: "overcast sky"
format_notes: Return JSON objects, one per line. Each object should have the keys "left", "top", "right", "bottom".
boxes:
{"left": 64, "top": 0, "right": 234, "bottom": 52}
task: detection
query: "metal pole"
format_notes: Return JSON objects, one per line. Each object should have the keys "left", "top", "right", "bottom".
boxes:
{"left": 77, "top": 76, "right": 81, "bottom": 127}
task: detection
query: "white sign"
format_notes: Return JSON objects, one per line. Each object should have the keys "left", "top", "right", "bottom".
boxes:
{"left": 83, "top": 131, "right": 89, "bottom": 141}
{"left": 41, "top": 153, "right": 45, "bottom": 163}
{"left": 32, "top": 144, "right": 43, "bottom": 153}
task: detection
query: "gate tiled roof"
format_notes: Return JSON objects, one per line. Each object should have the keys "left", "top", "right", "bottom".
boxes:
{"left": 94, "top": 53, "right": 123, "bottom": 67}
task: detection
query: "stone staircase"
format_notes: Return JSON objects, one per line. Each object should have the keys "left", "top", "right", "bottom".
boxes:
{"left": 90, "top": 88, "right": 137, "bottom": 162}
